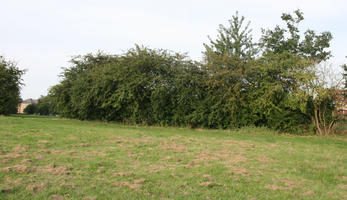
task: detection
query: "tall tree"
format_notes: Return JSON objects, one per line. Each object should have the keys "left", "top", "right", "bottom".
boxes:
{"left": 0, "top": 56, "right": 25, "bottom": 115}
{"left": 256, "top": 10, "right": 334, "bottom": 133}
{"left": 202, "top": 12, "right": 257, "bottom": 128}
{"left": 260, "top": 9, "right": 332, "bottom": 62}
{"left": 204, "top": 11, "right": 257, "bottom": 60}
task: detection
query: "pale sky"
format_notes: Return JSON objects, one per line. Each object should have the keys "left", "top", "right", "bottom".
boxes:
{"left": 1, "top": 0, "right": 346, "bottom": 100}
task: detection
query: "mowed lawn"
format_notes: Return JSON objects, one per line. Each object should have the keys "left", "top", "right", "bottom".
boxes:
{"left": 0, "top": 116, "right": 346, "bottom": 200}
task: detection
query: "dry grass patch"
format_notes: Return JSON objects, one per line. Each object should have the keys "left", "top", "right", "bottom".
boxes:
{"left": 109, "top": 136, "right": 152, "bottom": 145}
{"left": 161, "top": 143, "right": 187, "bottom": 152}
{"left": 224, "top": 140, "right": 254, "bottom": 148}
{"left": 202, "top": 174, "right": 214, "bottom": 180}
{"left": 199, "top": 182, "right": 223, "bottom": 187}
{"left": 86, "top": 150, "right": 107, "bottom": 157}
{"left": 37, "top": 162, "right": 69, "bottom": 175}
{"left": 257, "top": 155, "right": 272, "bottom": 164}
{"left": 228, "top": 167, "right": 249, "bottom": 176}
{"left": 50, "top": 194, "right": 64, "bottom": 200}
{"left": 303, "top": 190, "right": 314, "bottom": 196}
{"left": 26, "top": 182, "right": 45, "bottom": 191}
{"left": 13, "top": 145, "right": 27, "bottom": 153}
{"left": 112, "top": 181, "right": 142, "bottom": 190}
{"left": 113, "top": 172, "right": 134, "bottom": 177}
{"left": 2, "top": 165, "right": 28, "bottom": 173}
{"left": 338, "top": 184, "right": 347, "bottom": 190}
{"left": 1, "top": 153, "right": 21, "bottom": 159}
{"left": 265, "top": 184, "right": 290, "bottom": 191}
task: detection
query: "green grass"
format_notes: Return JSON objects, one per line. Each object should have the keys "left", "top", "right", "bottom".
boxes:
{"left": 0, "top": 115, "right": 346, "bottom": 200}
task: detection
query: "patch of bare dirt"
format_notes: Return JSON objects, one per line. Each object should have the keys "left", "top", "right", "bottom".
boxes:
{"left": 338, "top": 184, "right": 347, "bottom": 190}
{"left": 51, "top": 150, "right": 77, "bottom": 155}
{"left": 283, "top": 179, "right": 298, "bottom": 187}
{"left": 193, "top": 150, "right": 248, "bottom": 165}
{"left": 0, "top": 159, "right": 8, "bottom": 165}
{"left": 169, "top": 135, "right": 184, "bottom": 141}
{"left": 21, "top": 159, "right": 32, "bottom": 163}
{"left": 145, "top": 163, "right": 177, "bottom": 172}
{"left": 2, "top": 153, "right": 21, "bottom": 159}
{"left": 202, "top": 174, "right": 214, "bottom": 180}
{"left": 199, "top": 182, "right": 222, "bottom": 187}
{"left": 51, "top": 150, "right": 63, "bottom": 154}
{"left": 13, "top": 145, "right": 27, "bottom": 153}
{"left": 161, "top": 142, "right": 187, "bottom": 152}
{"left": 67, "top": 150, "right": 77, "bottom": 154}
{"left": 192, "top": 150, "right": 218, "bottom": 163}
{"left": 112, "top": 181, "right": 141, "bottom": 190}
{"left": 110, "top": 136, "right": 152, "bottom": 145}
{"left": 76, "top": 143, "right": 89, "bottom": 147}
{"left": 60, "top": 183, "right": 74, "bottom": 188}
{"left": 69, "top": 136, "right": 79, "bottom": 140}
{"left": 224, "top": 140, "right": 253, "bottom": 148}
{"left": 2, "top": 165, "right": 28, "bottom": 173}
{"left": 183, "top": 164, "right": 193, "bottom": 169}
{"left": 38, "top": 140, "right": 49, "bottom": 143}
{"left": 113, "top": 172, "right": 134, "bottom": 177}
{"left": 39, "top": 162, "right": 68, "bottom": 175}
{"left": 51, "top": 194, "right": 64, "bottom": 200}
{"left": 303, "top": 190, "right": 314, "bottom": 196}
{"left": 5, "top": 177, "right": 22, "bottom": 185}
{"left": 38, "top": 150, "right": 51, "bottom": 153}
{"left": 34, "top": 154, "right": 44, "bottom": 160}
{"left": 228, "top": 167, "right": 249, "bottom": 176}
{"left": 269, "top": 144, "right": 278, "bottom": 147}
{"left": 265, "top": 185, "right": 290, "bottom": 191}
{"left": 26, "top": 182, "right": 45, "bottom": 191}
{"left": 133, "top": 178, "right": 146, "bottom": 184}
{"left": 258, "top": 155, "right": 272, "bottom": 164}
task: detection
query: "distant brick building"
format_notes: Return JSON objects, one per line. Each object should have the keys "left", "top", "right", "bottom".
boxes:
{"left": 17, "top": 98, "right": 38, "bottom": 114}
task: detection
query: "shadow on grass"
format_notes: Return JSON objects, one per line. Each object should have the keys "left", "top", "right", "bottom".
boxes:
{"left": 9, "top": 114, "right": 58, "bottom": 119}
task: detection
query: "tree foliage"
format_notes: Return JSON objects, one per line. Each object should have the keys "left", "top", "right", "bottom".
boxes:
{"left": 0, "top": 56, "right": 25, "bottom": 115}
{"left": 46, "top": 10, "right": 338, "bottom": 134}
{"left": 23, "top": 103, "right": 37, "bottom": 114}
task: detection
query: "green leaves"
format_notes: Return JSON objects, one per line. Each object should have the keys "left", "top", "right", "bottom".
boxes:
{"left": 47, "top": 10, "right": 336, "bottom": 134}
{"left": 260, "top": 9, "right": 332, "bottom": 63}
{"left": 203, "top": 11, "right": 257, "bottom": 60}
{"left": 0, "top": 56, "right": 25, "bottom": 115}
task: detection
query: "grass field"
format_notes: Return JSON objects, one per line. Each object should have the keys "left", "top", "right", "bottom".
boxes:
{"left": 0, "top": 115, "right": 346, "bottom": 200}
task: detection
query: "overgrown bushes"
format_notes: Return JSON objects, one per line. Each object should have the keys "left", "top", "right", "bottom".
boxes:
{"left": 47, "top": 10, "right": 342, "bottom": 134}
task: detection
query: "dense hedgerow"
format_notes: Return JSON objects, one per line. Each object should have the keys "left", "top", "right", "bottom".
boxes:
{"left": 45, "top": 10, "right": 340, "bottom": 134}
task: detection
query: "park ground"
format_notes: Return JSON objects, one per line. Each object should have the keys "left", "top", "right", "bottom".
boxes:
{"left": 0, "top": 115, "right": 346, "bottom": 199}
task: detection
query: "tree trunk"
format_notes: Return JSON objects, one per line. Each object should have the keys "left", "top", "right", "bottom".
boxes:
{"left": 314, "top": 104, "right": 323, "bottom": 135}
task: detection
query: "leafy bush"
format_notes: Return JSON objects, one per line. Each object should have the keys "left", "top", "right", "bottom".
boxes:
{"left": 23, "top": 104, "right": 38, "bottom": 114}
{"left": 47, "top": 10, "right": 337, "bottom": 134}
{"left": 0, "top": 56, "right": 25, "bottom": 115}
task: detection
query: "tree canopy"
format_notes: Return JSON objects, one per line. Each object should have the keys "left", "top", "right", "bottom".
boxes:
{"left": 0, "top": 56, "right": 25, "bottom": 115}
{"left": 39, "top": 10, "right": 340, "bottom": 134}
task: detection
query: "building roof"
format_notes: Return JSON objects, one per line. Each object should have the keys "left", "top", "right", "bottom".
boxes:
{"left": 22, "top": 98, "right": 38, "bottom": 104}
